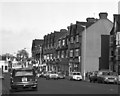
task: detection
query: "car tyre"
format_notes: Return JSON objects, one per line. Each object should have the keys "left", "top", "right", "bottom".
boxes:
{"left": 97, "top": 79, "right": 100, "bottom": 83}
{"left": 89, "top": 79, "right": 92, "bottom": 83}
{"left": 32, "top": 87, "right": 38, "bottom": 91}
{"left": 9, "top": 87, "right": 16, "bottom": 93}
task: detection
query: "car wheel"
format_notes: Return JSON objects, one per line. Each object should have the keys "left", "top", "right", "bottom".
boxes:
{"left": 69, "top": 78, "right": 71, "bottom": 81}
{"left": 79, "top": 79, "right": 82, "bottom": 81}
{"left": 89, "top": 79, "right": 92, "bottom": 82}
{"left": 9, "top": 87, "right": 16, "bottom": 93}
{"left": 97, "top": 79, "right": 100, "bottom": 83}
{"left": 32, "top": 87, "right": 37, "bottom": 91}
{"left": 92, "top": 80, "right": 95, "bottom": 83}
{"left": 102, "top": 80, "right": 105, "bottom": 84}
{"left": 46, "top": 77, "right": 48, "bottom": 80}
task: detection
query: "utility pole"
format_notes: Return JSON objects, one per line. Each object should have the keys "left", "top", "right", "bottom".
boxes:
{"left": 81, "top": 25, "right": 86, "bottom": 81}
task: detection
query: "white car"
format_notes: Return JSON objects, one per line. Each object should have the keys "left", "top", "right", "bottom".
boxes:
{"left": 46, "top": 72, "right": 58, "bottom": 80}
{"left": 69, "top": 72, "right": 82, "bottom": 81}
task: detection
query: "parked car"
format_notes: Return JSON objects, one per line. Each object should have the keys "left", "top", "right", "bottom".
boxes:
{"left": 43, "top": 72, "right": 48, "bottom": 78}
{"left": 57, "top": 72, "right": 65, "bottom": 79}
{"left": 89, "top": 71, "right": 98, "bottom": 83}
{"left": 46, "top": 72, "right": 58, "bottom": 80}
{"left": 10, "top": 68, "right": 38, "bottom": 92}
{"left": 37, "top": 72, "right": 42, "bottom": 78}
{"left": 97, "top": 70, "right": 118, "bottom": 84}
{"left": 69, "top": 72, "right": 82, "bottom": 81}
{"left": 103, "top": 72, "right": 118, "bottom": 84}
{"left": 45, "top": 71, "right": 52, "bottom": 79}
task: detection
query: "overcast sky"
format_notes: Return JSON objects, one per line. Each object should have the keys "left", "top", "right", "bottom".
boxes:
{"left": 0, "top": 0, "right": 119, "bottom": 56}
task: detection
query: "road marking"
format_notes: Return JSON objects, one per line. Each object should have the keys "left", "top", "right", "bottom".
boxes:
{"left": 77, "top": 82, "right": 118, "bottom": 93}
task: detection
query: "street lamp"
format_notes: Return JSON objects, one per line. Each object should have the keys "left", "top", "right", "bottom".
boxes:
{"left": 81, "top": 25, "right": 86, "bottom": 81}
{"left": 39, "top": 46, "right": 42, "bottom": 65}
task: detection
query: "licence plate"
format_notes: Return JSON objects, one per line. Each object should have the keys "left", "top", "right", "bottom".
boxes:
{"left": 109, "top": 80, "right": 114, "bottom": 82}
{"left": 22, "top": 77, "right": 27, "bottom": 82}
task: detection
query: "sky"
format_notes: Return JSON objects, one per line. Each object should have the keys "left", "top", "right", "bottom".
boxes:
{"left": 0, "top": 0, "right": 119, "bottom": 57}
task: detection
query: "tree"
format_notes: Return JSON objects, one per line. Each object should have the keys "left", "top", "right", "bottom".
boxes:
{"left": 1, "top": 53, "right": 14, "bottom": 61}
{"left": 16, "top": 49, "right": 29, "bottom": 61}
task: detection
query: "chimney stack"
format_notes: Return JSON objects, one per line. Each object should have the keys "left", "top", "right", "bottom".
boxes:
{"left": 99, "top": 12, "right": 108, "bottom": 19}
{"left": 86, "top": 17, "right": 96, "bottom": 22}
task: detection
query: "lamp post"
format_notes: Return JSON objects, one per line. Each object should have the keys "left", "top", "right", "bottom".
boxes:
{"left": 81, "top": 25, "right": 86, "bottom": 81}
{"left": 39, "top": 46, "right": 42, "bottom": 65}
{"left": 38, "top": 45, "right": 42, "bottom": 72}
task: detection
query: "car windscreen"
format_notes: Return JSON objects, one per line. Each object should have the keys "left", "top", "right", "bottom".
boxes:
{"left": 15, "top": 70, "right": 33, "bottom": 76}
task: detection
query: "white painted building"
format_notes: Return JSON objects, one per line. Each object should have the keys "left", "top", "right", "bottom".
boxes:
{"left": 81, "top": 13, "right": 113, "bottom": 76}
{"left": 0, "top": 60, "right": 8, "bottom": 73}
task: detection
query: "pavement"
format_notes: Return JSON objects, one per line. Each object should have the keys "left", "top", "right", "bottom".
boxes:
{"left": 0, "top": 79, "right": 2, "bottom": 96}
{"left": 1, "top": 72, "right": 10, "bottom": 95}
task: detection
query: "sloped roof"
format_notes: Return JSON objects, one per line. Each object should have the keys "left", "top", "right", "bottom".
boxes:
{"left": 54, "top": 29, "right": 68, "bottom": 41}
{"left": 93, "top": 19, "right": 113, "bottom": 34}
{"left": 76, "top": 21, "right": 95, "bottom": 28}
{"left": 85, "top": 19, "right": 113, "bottom": 36}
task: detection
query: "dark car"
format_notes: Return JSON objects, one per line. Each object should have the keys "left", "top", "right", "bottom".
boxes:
{"left": 10, "top": 68, "right": 38, "bottom": 92}
{"left": 89, "top": 71, "right": 98, "bottom": 83}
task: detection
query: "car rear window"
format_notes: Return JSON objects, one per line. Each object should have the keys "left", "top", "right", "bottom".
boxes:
{"left": 73, "top": 73, "right": 80, "bottom": 75}
{"left": 108, "top": 72, "right": 118, "bottom": 76}
{"left": 102, "top": 72, "right": 109, "bottom": 75}
{"left": 15, "top": 71, "right": 33, "bottom": 76}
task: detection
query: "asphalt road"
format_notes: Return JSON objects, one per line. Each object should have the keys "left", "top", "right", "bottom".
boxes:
{"left": 1, "top": 73, "right": 119, "bottom": 95}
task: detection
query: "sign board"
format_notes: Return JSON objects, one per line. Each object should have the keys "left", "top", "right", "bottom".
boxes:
{"left": 12, "top": 61, "right": 22, "bottom": 69}
{"left": 0, "top": 60, "right": 8, "bottom": 73}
